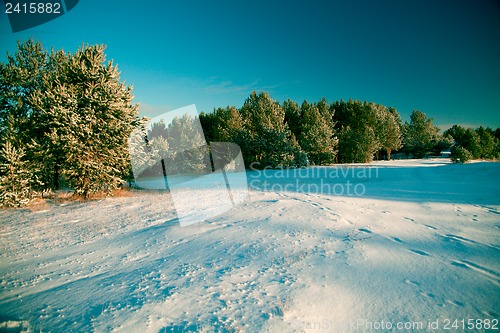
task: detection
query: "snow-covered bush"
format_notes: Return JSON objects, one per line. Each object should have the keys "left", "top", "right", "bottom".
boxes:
{"left": 0, "top": 141, "right": 42, "bottom": 207}
{"left": 450, "top": 145, "right": 472, "bottom": 163}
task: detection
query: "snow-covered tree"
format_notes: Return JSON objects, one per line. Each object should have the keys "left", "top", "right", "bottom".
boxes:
{"left": 402, "top": 110, "right": 439, "bottom": 158}
{"left": 0, "top": 141, "right": 42, "bottom": 207}
{"left": 32, "top": 44, "right": 140, "bottom": 197}
{"left": 200, "top": 106, "right": 245, "bottom": 145}
{"left": 444, "top": 125, "right": 499, "bottom": 160}
{"left": 165, "top": 114, "right": 211, "bottom": 174}
{"left": 0, "top": 39, "right": 51, "bottom": 145}
{"left": 128, "top": 117, "right": 160, "bottom": 178}
{"left": 475, "top": 127, "right": 498, "bottom": 159}
{"left": 239, "top": 91, "right": 305, "bottom": 168}
{"left": 298, "top": 101, "right": 337, "bottom": 165}
{"left": 374, "top": 104, "right": 402, "bottom": 160}
{"left": 450, "top": 145, "right": 472, "bottom": 163}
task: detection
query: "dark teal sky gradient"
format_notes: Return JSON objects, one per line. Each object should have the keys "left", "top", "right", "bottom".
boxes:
{"left": 1, "top": 0, "right": 499, "bottom": 129}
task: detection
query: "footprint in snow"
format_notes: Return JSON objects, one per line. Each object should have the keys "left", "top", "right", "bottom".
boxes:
{"left": 404, "top": 279, "right": 420, "bottom": 287}
{"left": 446, "top": 299, "right": 465, "bottom": 307}
{"left": 408, "top": 249, "right": 429, "bottom": 257}
{"left": 420, "top": 292, "right": 436, "bottom": 299}
{"left": 441, "top": 234, "right": 475, "bottom": 245}
{"left": 391, "top": 237, "right": 403, "bottom": 243}
{"left": 450, "top": 260, "right": 500, "bottom": 286}
{"left": 488, "top": 209, "right": 500, "bottom": 215}
{"left": 424, "top": 224, "right": 437, "bottom": 230}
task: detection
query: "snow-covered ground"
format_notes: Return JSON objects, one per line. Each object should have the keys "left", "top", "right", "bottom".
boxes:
{"left": 0, "top": 158, "right": 499, "bottom": 332}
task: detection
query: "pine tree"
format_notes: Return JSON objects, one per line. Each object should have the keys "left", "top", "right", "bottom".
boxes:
{"left": 298, "top": 101, "right": 337, "bottom": 165}
{"left": 316, "top": 97, "right": 335, "bottom": 128}
{"left": 128, "top": 122, "right": 149, "bottom": 178}
{"left": 402, "top": 110, "right": 439, "bottom": 158}
{"left": 200, "top": 106, "right": 244, "bottom": 144}
{"left": 239, "top": 91, "right": 305, "bottom": 168}
{"left": 0, "top": 39, "right": 51, "bottom": 144}
{"left": 475, "top": 127, "right": 498, "bottom": 159}
{"left": 445, "top": 125, "right": 499, "bottom": 160}
{"left": 0, "top": 40, "right": 57, "bottom": 191}
{"left": 0, "top": 141, "right": 42, "bottom": 207}
{"left": 374, "top": 104, "right": 402, "bottom": 160}
{"left": 31, "top": 44, "right": 139, "bottom": 197}
{"left": 166, "top": 114, "right": 210, "bottom": 174}
{"left": 282, "top": 99, "right": 302, "bottom": 140}
{"left": 332, "top": 100, "right": 380, "bottom": 163}
{"left": 431, "top": 134, "right": 453, "bottom": 156}
{"left": 450, "top": 145, "right": 472, "bottom": 163}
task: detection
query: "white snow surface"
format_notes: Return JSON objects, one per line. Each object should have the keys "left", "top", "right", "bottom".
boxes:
{"left": 0, "top": 158, "right": 499, "bottom": 332}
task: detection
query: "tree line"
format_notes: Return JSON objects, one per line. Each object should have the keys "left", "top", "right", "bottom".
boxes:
{"left": 1, "top": 40, "right": 499, "bottom": 207}
{"left": 200, "top": 92, "right": 500, "bottom": 168}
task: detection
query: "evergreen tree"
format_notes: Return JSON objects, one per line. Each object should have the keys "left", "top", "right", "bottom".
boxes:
{"left": 373, "top": 104, "right": 402, "bottom": 160}
{"left": 458, "top": 128, "right": 481, "bottom": 158}
{"left": 214, "top": 106, "right": 244, "bottom": 143}
{"left": 31, "top": 44, "right": 139, "bottom": 197}
{"left": 450, "top": 145, "right": 472, "bottom": 163}
{"left": 0, "top": 141, "right": 42, "bottom": 207}
{"left": 337, "top": 125, "right": 378, "bottom": 163}
{"left": 239, "top": 91, "right": 305, "bottom": 168}
{"left": 128, "top": 117, "right": 159, "bottom": 179}
{"left": 0, "top": 39, "right": 51, "bottom": 145}
{"left": 166, "top": 114, "right": 210, "bottom": 174}
{"left": 200, "top": 106, "right": 245, "bottom": 144}
{"left": 475, "top": 126, "right": 498, "bottom": 159}
{"left": 199, "top": 109, "right": 219, "bottom": 143}
{"left": 0, "top": 39, "right": 70, "bottom": 197}
{"left": 282, "top": 99, "right": 302, "bottom": 140}
{"left": 402, "top": 110, "right": 439, "bottom": 158}
{"left": 316, "top": 97, "right": 335, "bottom": 127}
{"left": 298, "top": 101, "right": 337, "bottom": 165}
{"left": 431, "top": 134, "right": 454, "bottom": 156}
{"left": 494, "top": 128, "right": 500, "bottom": 141}
{"left": 443, "top": 125, "right": 466, "bottom": 143}
{"left": 331, "top": 100, "right": 380, "bottom": 163}
{"left": 445, "top": 125, "right": 499, "bottom": 160}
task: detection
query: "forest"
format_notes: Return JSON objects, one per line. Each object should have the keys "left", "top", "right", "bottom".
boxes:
{"left": 1, "top": 40, "right": 499, "bottom": 207}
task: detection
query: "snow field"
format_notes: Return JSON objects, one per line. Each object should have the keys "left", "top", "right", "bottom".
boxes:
{"left": 0, "top": 159, "right": 499, "bottom": 332}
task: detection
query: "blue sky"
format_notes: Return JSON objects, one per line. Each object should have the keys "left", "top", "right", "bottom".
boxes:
{"left": 1, "top": 0, "right": 499, "bottom": 129}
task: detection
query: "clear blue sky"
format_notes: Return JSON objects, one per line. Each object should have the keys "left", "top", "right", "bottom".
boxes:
{"left": 1, "top": 0, "right": 499, "bottom": 129}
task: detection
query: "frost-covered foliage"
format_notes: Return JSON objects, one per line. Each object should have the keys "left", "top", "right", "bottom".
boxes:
{"left": 130, "top": 115, "right": 211, "bottom": 179}
{"left": 374, "top": 105, "right": 402, "bottom": 160}
{"left": 0, "top": 141, "right": 42, "bottom": 207}
{"left": 402, "top": 110, "right": 440, "bottom": 159}
{"left": 298, "top": 100, "right": 337, "bottom": 165}
{"left": 445, "top": 125, "right": 500, "bottom": 160}
{"left": 0, "top": 39, "right": 140, "bottom": 199}
{"left": 238, "top": 91, "right": 306, "bottom": 168}
{"left": 450, "top": 145, "right": 473, "bottom": 163}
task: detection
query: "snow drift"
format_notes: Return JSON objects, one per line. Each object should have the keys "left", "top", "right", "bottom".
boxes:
{"left": 0, "top": 159, "right": 498, "bottom": 332}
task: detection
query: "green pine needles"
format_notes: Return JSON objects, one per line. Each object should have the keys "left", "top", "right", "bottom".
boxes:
{"left": 0, "top": 39, "right": 139, "bottom": 205}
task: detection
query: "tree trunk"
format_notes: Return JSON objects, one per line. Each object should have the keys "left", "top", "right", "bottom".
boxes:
{"left": 387, "top": 149, "right": 391, "bottom": 161}
{"left": 53, "top": 163, "right": 59, "bottom": 189}
{"left": 161, "top": 158, "right": 170, "bottom": 190}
